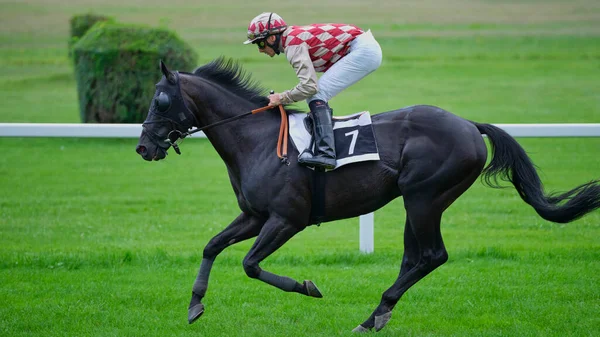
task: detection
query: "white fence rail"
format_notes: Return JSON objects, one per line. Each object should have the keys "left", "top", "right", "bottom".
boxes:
{"left": 2, "top": 122, "right": 599, "bottom": 254}
{"left": 0, "top": 123, "right": 204, "bottom": 138}
{"left": 2, "top": 123, "right": 600, "bottom": 139}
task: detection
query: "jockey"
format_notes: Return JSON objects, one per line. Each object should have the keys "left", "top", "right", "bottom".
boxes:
{"left": 244, "top": 12, "right": 382, "bottom": 170}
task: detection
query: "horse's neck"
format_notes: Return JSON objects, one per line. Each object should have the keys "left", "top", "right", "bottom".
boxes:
{"left": 190, "top": 81, "right": 278, "bottom": 168}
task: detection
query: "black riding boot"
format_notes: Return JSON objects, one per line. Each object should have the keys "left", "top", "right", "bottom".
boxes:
{"left": 298, "top": 100, "right": 336, "bottom": 170}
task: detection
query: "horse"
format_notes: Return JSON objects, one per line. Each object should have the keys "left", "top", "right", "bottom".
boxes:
{"left": 135, "top": 57, "right": 600, "bottom": 332}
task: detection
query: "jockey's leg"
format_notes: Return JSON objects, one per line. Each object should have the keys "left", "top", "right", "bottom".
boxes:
{"left": 307, "top": 30, "right": 382, "bottom": 104}
{"left": 299, "top": 30, "right": 382, "bottom": 170}
{"left": 298, "top": 100, "right": 336, "bottom": 170}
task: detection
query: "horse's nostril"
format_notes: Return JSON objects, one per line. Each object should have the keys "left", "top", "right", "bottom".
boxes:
{"left": 136, "top": 145, "right": 147, "bottom": 155}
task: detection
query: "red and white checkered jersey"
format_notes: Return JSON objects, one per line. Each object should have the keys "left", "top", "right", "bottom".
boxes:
{"left": 281, "top": 24, "right": 364, "bottom": 72}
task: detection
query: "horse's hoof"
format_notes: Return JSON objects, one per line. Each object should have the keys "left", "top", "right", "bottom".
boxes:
{"left": 188, "top": 303, "right": 205, "bottom": 324}
{"left": 352, "top": 324, "right": 370, "bottom": 333}
{"left": 304, "top": 280, "right": 323, "bottom": 298}
{"left": 374, "top": 311, "right": 392, "bottom": 331}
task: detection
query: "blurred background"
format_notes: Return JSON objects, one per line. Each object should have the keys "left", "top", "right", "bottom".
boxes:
{"left": 1, "top": 1, "right": 599, "bottom": 336}
{"left": 3, "top": 0, "right": 599, "bottom": 123}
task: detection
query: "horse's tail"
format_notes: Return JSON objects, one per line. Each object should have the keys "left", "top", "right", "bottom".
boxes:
{"left": 473, "top": 122, "right": 600, "bottom": 223}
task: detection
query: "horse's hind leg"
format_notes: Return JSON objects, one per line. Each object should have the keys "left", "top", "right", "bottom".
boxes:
{"left": 188, "top": 212, "right": 265, "bottom": 324}
{"left": 355, "top": 163, "right": 483, "bottom": 332}
{"left": 357, "top": 200, "right": 446, "bottom": 332}
{"left": 352, "top": 213, "right": 423, "bottom": 333}
{"left": 242, "top": 214, "right": 321, "bottom": 297}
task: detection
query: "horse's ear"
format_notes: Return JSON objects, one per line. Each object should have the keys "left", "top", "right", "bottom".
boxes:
{"left": 160, "top": 60, "right": 176, "bottom": 84}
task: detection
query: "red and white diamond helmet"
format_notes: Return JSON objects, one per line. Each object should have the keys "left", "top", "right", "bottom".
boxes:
{"left": 243, "top": 12, "right": 287, "bottom": 45}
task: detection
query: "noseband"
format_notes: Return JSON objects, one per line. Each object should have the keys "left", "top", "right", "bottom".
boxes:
{"left": 142, "top": 114, "right": 191, "bottom": 155}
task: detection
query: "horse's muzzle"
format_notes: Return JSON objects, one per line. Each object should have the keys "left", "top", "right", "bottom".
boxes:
{"left": 136, "top": 144, "right": 153, "bottom": 161}
{"left": 136, "top": 145, "right": 146, "bottom": 155}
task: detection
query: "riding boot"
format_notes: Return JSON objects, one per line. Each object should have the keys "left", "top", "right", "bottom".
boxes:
{"left": 298, "top": 100, "right": 336, "bottom": 170}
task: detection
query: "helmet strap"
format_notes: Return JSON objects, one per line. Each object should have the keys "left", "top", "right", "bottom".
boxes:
{"left": 267, "top": 34, "right": 282, "bottom": 55}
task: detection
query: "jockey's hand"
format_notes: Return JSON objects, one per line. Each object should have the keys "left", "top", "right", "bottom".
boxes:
{"left": 268, "top": 93, "right": 282, "bottom": 107}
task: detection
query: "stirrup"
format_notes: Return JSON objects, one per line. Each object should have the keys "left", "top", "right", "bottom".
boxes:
{"left": 298, "top": 154, "right": 336, "bottom": 170}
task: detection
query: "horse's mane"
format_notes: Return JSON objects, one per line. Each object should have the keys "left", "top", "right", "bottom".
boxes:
{"left": 191, "top": 57, "right": 303, "bottom": 113}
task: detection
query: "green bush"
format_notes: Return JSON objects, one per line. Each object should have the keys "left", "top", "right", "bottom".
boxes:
{"left": 72, "top": 22, "right": 197, "bottom": 123}
{"left": 69, "top": 14, "right": 114, "bottom": 55}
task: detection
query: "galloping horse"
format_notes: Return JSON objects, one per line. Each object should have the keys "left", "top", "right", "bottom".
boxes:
{"left": 136, "top": 58, "right": 600, "bottom": 332}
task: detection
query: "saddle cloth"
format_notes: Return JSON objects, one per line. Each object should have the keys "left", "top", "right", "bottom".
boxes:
{"left": 288, "top": 111, "right": 380, "bottom": 170}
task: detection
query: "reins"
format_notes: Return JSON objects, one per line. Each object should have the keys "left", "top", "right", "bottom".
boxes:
{"left": 166, "top": 102, "right": 289, "bottom": 165}
{"left": 276, "top": 104, "right": 289, "bottom": 165}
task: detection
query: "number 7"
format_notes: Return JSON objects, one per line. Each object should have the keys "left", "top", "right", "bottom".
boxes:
{"left": 345, "top": 129, "right": 359, "bottom": 155}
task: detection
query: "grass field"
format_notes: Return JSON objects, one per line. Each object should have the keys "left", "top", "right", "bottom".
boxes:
{"left": 1, "top": 0, "right": 599, "bottom": 336}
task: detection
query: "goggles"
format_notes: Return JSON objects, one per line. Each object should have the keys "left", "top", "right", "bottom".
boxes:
{"left": 253, "top": 38, "right": 267, "bottom": 49}
{"left": 247, "top": 31, "right": 268, "bottom": 41}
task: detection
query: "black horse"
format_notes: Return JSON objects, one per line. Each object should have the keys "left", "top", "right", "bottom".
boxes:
{"left": 136, "top": 58, "right": 600, "bottom": 332}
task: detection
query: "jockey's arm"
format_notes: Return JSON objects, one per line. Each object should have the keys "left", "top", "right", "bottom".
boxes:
{"left": 280, "top": 44, "right": 318, "bottom": 104}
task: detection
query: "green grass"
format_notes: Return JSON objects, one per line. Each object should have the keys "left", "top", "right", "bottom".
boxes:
{"left": 1, "top": 138, "right": 599, "bottom": 336}
{"left": 1, "top": 0, "right": 600, "bottom": 336}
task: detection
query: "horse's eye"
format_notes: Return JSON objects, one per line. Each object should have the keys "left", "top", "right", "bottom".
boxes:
{"left": 155, "top": 92, "right": 171, "bottom": 112}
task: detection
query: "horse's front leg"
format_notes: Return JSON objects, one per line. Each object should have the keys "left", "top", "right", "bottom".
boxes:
{"left": 242, "top": 213, "right": 322, "bottom": 298}
{"left": 188, "top": 212, "right": 265, "bottom": 324}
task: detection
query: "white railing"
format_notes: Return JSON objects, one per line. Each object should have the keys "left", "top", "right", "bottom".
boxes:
{"left": 2, "top": 122, "right": 599, "bottom": 253}
{"left": 3, "top": 123, "right": 600, "bottom": 139}
{"left": 0, "top": 123, "right": 203, "bottom": 138}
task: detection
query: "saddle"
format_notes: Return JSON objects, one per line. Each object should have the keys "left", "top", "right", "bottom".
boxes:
{"left": 288, "top": 111, "right": 380, "bottom": 170}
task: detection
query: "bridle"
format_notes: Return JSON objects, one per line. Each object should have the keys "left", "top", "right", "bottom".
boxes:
{"left": 143, "top": 84, "right": 289, "bottom": 164}
{"left": 162, "top": 104, "right": 273, "bottom": 155}
{"left": 142, "top": 117, "right": 188, "bottom": 155}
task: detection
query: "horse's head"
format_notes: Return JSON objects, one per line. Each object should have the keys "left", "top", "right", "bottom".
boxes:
{"left": 136, "top": 61, "right": 197, "bottom": 161}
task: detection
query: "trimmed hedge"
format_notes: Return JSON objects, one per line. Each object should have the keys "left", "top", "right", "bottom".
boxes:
{"left": 69, "top": 14, "right": 114, "bottom": 56}
{"left": 72, "top": 21, "right": 197, "bottom": 123}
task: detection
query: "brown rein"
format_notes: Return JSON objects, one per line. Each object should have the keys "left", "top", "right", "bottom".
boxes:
{"left": 251, "top": 105, "right": 289, "bottom": 165}
{"left": 175, "top": 104, "right": 289, "bottom": 165}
